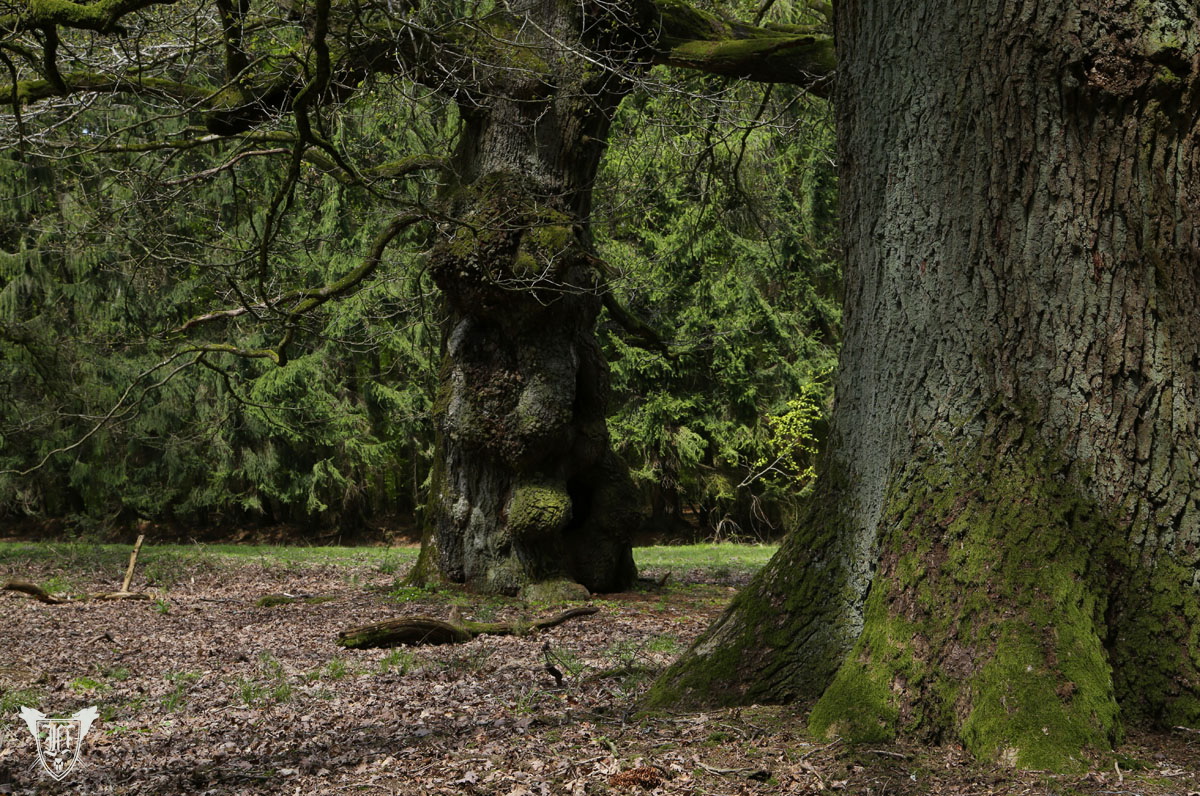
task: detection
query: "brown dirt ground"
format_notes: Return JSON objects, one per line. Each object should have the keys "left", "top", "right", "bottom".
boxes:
{"left": 0, "top": 554, "right": 1196, "bottom": 795}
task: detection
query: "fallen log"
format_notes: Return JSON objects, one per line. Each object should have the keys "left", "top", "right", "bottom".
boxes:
{"left": 1, "top": 580, "right": 63, "bottom": 604}
{"left": 337, "top": 606, "right": 599, "bottom": 649}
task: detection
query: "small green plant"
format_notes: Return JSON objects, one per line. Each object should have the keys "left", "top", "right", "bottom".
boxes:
{"left": 69, "top": 676, "right": 108, "bottom": 693}
{"left": 512, "top": 687, "right": 543, "bottom": 714}
{"left": 645, "top": 635, "right": 682, "bottom": 655}
{"left": 141, "top": 550, "right": 206, "bottom": 588}
{"left": 748, "top": 389, "right": 823, "bottom": 490}
{"left": 378, "top": 649, "right": 416, "bottom": 675}
{"left": 442, "top": 646, "right": 494, "bottom": 675}
{"left": 103, "top": 665, "right": 131, "bottom": 681}
{"left": 596, "top": 641, "right": 662, "bottom": 691}
{"left": 323, "top": 657, "right": 350, "bottom": 680}
{"left": 387, "top": 584, "right": 435, "bottom": 603}
{"left": 238, "top": 678, "right": 267, "bottom": 707}
{"left": 0, "top": 688, "right": 42, "bottom": 714}
{"left": 271, "top": 679, "right": 294, "bottom": 702}
{"left": 161, "top": 671, "right": 200, "bottom": 711}
{"left": 258, "top": 652, "right": 285, "bottom": 678}
{"left": 471, "top": 602, "right": 501, "bottom": 622}
{"left": 546, "top": 647, "right": 586, "bottom": 679}
{"left": 376, "top": 555, "right": 405, "bottom": 575}
{"left": 152, "top": 598, "right": 171, "bottom": 615}
{"left": 237, "top": 653, "right": 295, "bottom": 703}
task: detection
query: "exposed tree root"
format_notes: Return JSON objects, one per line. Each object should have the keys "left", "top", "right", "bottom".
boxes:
{"left": 337, "top": 606, "right": 599, "bottom": 649}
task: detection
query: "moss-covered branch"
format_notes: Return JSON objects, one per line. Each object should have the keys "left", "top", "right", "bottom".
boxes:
{"left": 645, "top": 0, "right": 835, "bottom": 92}
{"left": 336, "top": 606, "right": 600, "bottom": 648}
{"left": 13, "top": 70, "right": 213, "bottom": 105}
{"left": 302, "top": 150, "right": 445, "bottom": 184}
{"left": 174, "top": 212, "right": 426, "bottom": 338}
{"left": 2, "top": 0, "right": 180, "bottom": 33}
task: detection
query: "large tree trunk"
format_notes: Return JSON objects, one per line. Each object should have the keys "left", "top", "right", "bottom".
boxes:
{"left": 651, "top": 0, "right": 1200, "bottom": 771}
{"left": 399, "top": 2, "right": 836, "bottom": 595}
{"left": 406, "top": 3, "right": 639, "bottom": 595}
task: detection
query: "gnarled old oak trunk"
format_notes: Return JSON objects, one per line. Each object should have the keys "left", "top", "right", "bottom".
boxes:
{"left": 407, "top": 7, "right": 638, "bottom": 596}
{"left": 651, "top": 0, "right": 1200, "bottom": 771}
{"left": 406, "top": 2, "right": 835, "bottom": 595}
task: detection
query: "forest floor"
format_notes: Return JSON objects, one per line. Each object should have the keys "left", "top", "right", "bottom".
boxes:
{"left": 0, "top": 542, "right": 1196, "bottom": 796}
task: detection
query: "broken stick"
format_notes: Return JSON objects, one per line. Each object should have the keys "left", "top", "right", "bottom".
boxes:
{"left": 121, "top": 533, "right": 144, "bottom": 593}
{"left": 95, "top": 534, "right": 151, "bottom": 600}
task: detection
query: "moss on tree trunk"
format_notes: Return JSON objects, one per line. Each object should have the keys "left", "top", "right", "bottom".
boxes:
{"left": 407, "top": 5, "right": 640, "bottom": 595}
{"left": 651, "top": 0, "right": 1200, "bottom": 772}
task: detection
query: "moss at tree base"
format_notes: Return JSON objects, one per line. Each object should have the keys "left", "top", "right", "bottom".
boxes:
{"left": 644, "top": 476, "right": 863, "bottom": 710}
{"left": 807, "top": 440, "right": 1124, "bottom": 773}
{"left": 519, "top": 578, "right": 591, "bottom": 603}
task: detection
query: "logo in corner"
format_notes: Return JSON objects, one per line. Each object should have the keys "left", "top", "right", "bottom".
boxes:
{"left": 18, "top": 705, "right": 98, "bottom": 781}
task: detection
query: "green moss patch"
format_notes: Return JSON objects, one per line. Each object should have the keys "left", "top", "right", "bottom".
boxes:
{"left": 807, "top": 442, "right": 1123, "bottom": 772}
{"left": 507, "top": 482, "right": 572, "bottom": 539}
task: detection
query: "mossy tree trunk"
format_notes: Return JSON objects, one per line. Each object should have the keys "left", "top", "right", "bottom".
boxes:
{"left": 651, "top": 0, "right": 1200, "bottom": 771}
{"left": 406, "top": 4, "right": 639, "bottom": 595}
{"left": 405, "top": 2, "right": 835, "bottom": 595}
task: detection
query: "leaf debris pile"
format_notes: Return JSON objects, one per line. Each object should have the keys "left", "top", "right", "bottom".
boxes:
{"left": 0, "top": 554, "right": 1195, "bottom": 795}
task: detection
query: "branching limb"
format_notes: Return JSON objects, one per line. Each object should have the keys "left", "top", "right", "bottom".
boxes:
{"left": 174, "top": 212, "right": 427, "bottom": 335}
{"left": 1, "top": 0, "right": 183, "bottom": 34}
{"left": 602, "top": 292, "right": 671, "bottom": 357}
{"left": 12, "top": 71, "right": 214, "bottom": 105}
{"left": 163, "top": 147, "right": 290, "bottom": 186}
{"left": 0, "top": 351, "right": 201, "bottom": 476}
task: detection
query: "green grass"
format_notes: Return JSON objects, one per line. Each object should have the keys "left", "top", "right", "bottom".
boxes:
{"left": 161, "top": 671, "right": 200, "bottom": 711}
{"left": 69, "top": 676, "right": 109, "bottom": 693}
{"left": 237, "top": 654, "right": 294, "bottom": 706}
{"left": 322, "top": 657, "right": 351, "bottom": 680}
{"left": 103, "top": 665, "right": 131, "bottom": 681}
{"left": 0, "top": 541, "right": 421, "bottom": 572}
{"left": 378, "top": 649, "right": 417, "bottom": 675}
{"left": 633, "top": 543, "right": 777, "bottom": 572}
{"left": 0, "top": 541, "right": 775, "bottom": 581}
{"left": 0, "top": 688, "right": 42, "bottom": 714}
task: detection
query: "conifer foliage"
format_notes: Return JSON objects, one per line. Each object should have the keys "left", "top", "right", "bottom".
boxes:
{"left": 0, "top": 0, "right": 837, "bottom": 543}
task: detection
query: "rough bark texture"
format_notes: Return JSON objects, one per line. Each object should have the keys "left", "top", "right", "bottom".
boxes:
{"left": 407, "top": 1, "right": 640, "bottom": 595}
{"left": 405, "top": 2, "right": 835, "bottom": 596}
{"left": 651, "top": 0, "right": 1200, "bottom": 771}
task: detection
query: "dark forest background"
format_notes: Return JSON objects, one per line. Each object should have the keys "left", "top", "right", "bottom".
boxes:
{"left": 0, "top": 69, "right": 839, "bottom": 542}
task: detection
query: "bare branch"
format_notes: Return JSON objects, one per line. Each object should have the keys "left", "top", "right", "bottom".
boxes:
{"left": 174, "top": 212, "right": 428, "bottom": 334}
